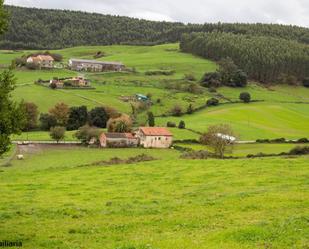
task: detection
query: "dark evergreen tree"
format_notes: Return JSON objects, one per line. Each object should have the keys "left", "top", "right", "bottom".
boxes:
{"left": 67, "top": 106, "right": 88, "bottom": 130}
{"left": 88, "top": 107, "right": 108, "bottom": 128}
{"left": 147, "top": 112, "right": 155, "bottom": 127}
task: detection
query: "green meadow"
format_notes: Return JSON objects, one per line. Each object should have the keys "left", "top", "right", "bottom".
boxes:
{"left": 1, "top": 43, "right": 309, "bottom": 249}
{"left": 1, "top": 43, "right": 308, "bottom": 140}
{"left": 0, "top": 146, "right": 308, "bottom": 249}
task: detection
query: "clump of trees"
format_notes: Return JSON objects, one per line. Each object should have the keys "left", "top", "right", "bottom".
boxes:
{"left": 200, "top": 58, "right": 247, "bottom": 88}
{"left": 200, "top": 124, "right": 236, "bottom": 158}
{"left": 181, "top": 32, "right": 309, "bottom": 83}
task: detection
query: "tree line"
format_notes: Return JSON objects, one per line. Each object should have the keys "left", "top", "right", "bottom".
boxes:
{"left": 1, "top": 5, "right": 309, "bottom": 49}
{"left": 180, "top": 32, "right": 309, "bottom": 83}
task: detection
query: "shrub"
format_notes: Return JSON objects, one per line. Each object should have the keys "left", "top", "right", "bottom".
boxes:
{"left": 289, "top": 146, "right": 309, "bottom": 155}
{"left": 184, "top": 73, "right": 196, "bottom": 81}
{"left": 49, "top": 82, "right": 57, "bottom": 89}
{"left": 186, "top": 104, "right": 194, "bottom": 114}
{"left": 178, "top": 120, "right": 185, "bottom": 129}
{"left": 26, "top": 62, "right": 38, "bottom": 70}
{"left": 181, "top": 150, "right": 210, "bottom": 159}
{"left": 170, "top": 105, "right": 183, "bottom": 116}
{"left": 166, "top": 121, "right": 176, "bottom": 128}
{"left": 303, "top": 77, "right": 309, "bottom": 87}
{"left": 208, "top": 87, "right": 217, "bottom": 93}
{"left": 206, "top": 98, "right": 219, "bottom": 106}
{"left": 200, "top": 72, "right": 221, "bottom": 88}
{"left": 145, "top": 70, "right": 175, "bottom": 76}
{"left": 50, "top": 126, "right": 66, "bottom": 143}
{"left": 239, "top": 92, "right": 251, "bottom": 103}
{"left": 297, "top": 138, "right": 309, "bottom": 143}
{"left": 75, "top": 125, "right": 100, "bottom": 145}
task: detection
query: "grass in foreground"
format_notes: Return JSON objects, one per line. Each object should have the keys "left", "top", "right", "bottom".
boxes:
{"left": 0, "top": 146, "right": 308, "bottom": 249}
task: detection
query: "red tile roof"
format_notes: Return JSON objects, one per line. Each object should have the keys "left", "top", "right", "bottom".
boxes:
{"left": 139, "top": 127, "right": 172, "bottom": 136}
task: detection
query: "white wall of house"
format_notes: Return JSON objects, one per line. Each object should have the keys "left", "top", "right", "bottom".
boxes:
{"left": 138, "top": 133, "right": 173, "bottom": 148}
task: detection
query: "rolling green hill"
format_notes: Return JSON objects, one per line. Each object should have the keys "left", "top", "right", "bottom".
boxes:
{"left": 1, "top": 43, "right": 308, "bottom": 140}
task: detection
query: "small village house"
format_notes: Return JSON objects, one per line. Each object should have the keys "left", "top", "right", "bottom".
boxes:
{"left": 27, "top": 55, "right": 54, "bottom": 68}
{"left": 136, "top": 127, "right": 173, "bottom": 148}
{"left": 69, "top": 59, "right": 125, "bottom": 72}
{"left": 99, "top": 133, "right": 138, "bottom": 148}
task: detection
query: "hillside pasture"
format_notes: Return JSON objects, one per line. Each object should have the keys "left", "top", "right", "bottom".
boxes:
{"left": 0, "top": 146, "right": 308, "bottom": 249}
{"left": 157, "top": 102, "right": 309, "bottom": 140}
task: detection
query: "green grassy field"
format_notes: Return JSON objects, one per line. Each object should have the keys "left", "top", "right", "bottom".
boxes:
{"left": 1, "top": 43, "right": 309, "bottom": 140}
{"left": 158, "top": 102, "right": 309, "bottom": 140}
{"left": 0, "top": 146, "right": 308, "bottom": 249}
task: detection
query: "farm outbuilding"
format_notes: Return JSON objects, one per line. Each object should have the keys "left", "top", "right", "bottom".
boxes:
{"left": 136, "top": 127, "right": 173, "bottom": 148}
{"left": 99, "top": 133, "right": 138, "bottom": 148}
{"left": 68, "top": 59, "right": 125, "bottom": 72}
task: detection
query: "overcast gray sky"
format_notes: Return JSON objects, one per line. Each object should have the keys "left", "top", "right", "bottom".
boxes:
{"left": 4, "top": 0, "right": 309, "bottom": 27}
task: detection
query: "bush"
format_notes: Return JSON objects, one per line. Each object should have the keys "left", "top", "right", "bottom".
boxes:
{"left": 180, "top": 150, "right": 210, "bottom": 159}
{"left": 297, "top": 138, "right": 309, "bottom": 143}
{"left": 178, "top": 120, "right": 185, "bottom": 129}
{"left": 75, "top": 125, "right": 100, "bottom": 145}
{"left": 50, "top": 126, "right": 66, "bottom": 143}
{"left": 166, "top": 121, "right": 176, "bottom": 128}
{"left": 200, "top": 72, "right": 221, "bottom": 88}
{"left": 206, "top": 98, "right": 219, "bottom": 106}
{"left": 170, "top": 105, "right": 183, "bottom": 116}
{"left": 186, "top": 104, "right": 194, "bottom": 114}
{"left": 184, "top": 73, "right": 196, "bottom": 81}
{"left": 145, "top": 70, "right": 175, "bottom": 76}
{"left": 239, "top": 92, "right": 251, "bottom": 103}
{"left": 49, "top": 82, "right": 57, "bottom": 89}
{"left": 289, "top": 146, "right": 309, "bottom": 155}
{"left": 303, "top": 77, "right": 309, "bottom": 87}
{"left": 26, "top": 62, "right": 38, "bottom": 70}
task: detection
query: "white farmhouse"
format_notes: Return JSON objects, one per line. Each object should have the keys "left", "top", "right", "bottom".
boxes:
{"left": 136, "top": 127, "right": 173, "bottom": 148}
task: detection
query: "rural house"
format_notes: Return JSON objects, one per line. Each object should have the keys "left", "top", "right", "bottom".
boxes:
{"left": 68, "top": 59, "right": 125, "bottom": 72}
{"left": 26, "top": 55, "right": 54, "bottom": 68}
{"left": 99, "top": 133, "right": 138, "bottom": 148}
{"left": 136, "top": 127, "right": 173, "bottom": 148}
{"left": 49, "top": 76, "right": 90, "bottom": 88}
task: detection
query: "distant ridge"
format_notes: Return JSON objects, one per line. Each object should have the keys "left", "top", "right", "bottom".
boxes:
{"left": 1, "top": 5, "right": 309, "bottom": 49}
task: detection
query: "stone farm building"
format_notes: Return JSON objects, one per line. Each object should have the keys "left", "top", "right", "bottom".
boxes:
{"left": 49, "top": 76, "right": 90, "bottom": 88}
{"left": 69, "top": 59, "right": 125, "bottom": 72}
{"left": 99, "top": 133, "right": 138, "bottom": 148}
{"left": 136, "top": 127, "right": 173, "bottom": 148}
{"left": 26, "top": 55, "right": 54, "bottom": 68}
{"left": 99, "top": 127, "right": 173, "bottom": 148}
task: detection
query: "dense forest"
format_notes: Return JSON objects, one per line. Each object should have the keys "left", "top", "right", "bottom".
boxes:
{"left": 180, "top": 32, "right": 309, "bottom": 83}
{"left": 1, "top": 5, "right": 309, "bottom": 49}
